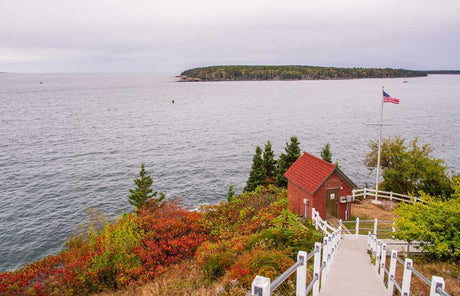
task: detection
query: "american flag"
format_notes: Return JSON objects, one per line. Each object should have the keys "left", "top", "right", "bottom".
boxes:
{"left": 383, "top": 91, "right": 400, "bottom": 104}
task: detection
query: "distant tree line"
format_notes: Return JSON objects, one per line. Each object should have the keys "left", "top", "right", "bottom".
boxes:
{"left": 180, "top": 65, "right": 427, "bottom": 81}
{"left": 425, "top": 70, "right": 460, "bottom": 74}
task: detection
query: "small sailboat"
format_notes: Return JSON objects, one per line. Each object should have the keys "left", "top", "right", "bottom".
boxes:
{"left": 403, "top": 74, "right": 408, "bottom": 83}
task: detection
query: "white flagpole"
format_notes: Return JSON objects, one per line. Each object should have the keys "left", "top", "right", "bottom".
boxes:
{"left": 375, "top": 86, "right": 385, "bottom": 200}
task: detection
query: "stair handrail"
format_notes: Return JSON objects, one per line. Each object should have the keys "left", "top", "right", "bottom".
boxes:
{"left": 251, "top": 208, "right": 341, "bottom": 296}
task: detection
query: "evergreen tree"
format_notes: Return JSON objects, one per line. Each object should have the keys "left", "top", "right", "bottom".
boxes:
{"left": 227, "top": 183, "right": 235, "bottom": 202}
{"left": 128, "top": 162, "right": 165, "bottom": 212}
{"left": 276, "top": 136, "right": 301, "bottom": 187}
{"left": 321, "top": 142, "right": 333, "bottom": 163}
{"left": 245, "top": 146, "right": 266, "bottom": 192}
{"left": 263, "top": 140, "right": 277, "bottom": 183}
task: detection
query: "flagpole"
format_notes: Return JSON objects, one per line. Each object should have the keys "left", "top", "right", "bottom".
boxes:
{"left": 375, "top": 86, "right": 385, "bottom": 200}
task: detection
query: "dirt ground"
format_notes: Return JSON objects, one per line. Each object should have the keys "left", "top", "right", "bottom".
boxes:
{"left": 351, "top": 198, "right": 397, "bottom": 220}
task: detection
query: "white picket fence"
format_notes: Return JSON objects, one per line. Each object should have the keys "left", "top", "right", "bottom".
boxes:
{"left": 251, "top": 208, "right": 341, "bottom": 296}
{"left": 368, "top": 234, "right": 451, "bottom": 296}
{"left": 352, "top": 188, "right": 425, "bottom": 203}
{"left": 342, "top": 217, "right": 394, "bottom": 237}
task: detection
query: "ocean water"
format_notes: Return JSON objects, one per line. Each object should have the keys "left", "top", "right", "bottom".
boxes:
{"left": 0, "top": 73, "right": 459, "bottom": 271}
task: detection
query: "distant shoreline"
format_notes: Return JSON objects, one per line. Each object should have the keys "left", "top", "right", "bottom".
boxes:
{"left": 178, "top": 65, "right": 429, "bottom": 82}
{"left": 425, "top": 70, "right": 460, "bottom": 74}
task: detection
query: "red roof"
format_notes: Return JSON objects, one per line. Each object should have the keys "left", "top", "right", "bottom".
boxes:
{"left": 284, "top": 152, "right": 337, "bottom": 194}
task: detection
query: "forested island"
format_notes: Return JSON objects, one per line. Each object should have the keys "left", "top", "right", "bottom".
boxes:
{"left": 178, "top": 65, "right": 428, "bottom": 81}
{"left": 425, "top": 70, "right": 460, "bottom": 74}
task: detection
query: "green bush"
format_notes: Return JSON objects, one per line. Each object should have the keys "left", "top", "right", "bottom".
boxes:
{"left": 246, "top": 210, "right": 322, "bottom": 258}
{"left": 86, "top": 213, "right": 144, "bottom": 290}
{"left": 394, "top": 193, "right": 460, "bottom": 260}
{"left": 202, "top": 251, "right": 237, "bottom": 284}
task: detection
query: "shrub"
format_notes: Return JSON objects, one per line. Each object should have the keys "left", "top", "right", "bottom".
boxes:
{"left": 197, "top": 185, "right": 322, "bottom": 288}
{"left": 202, "top": 185, "right": 287, "bottom": 239}
{"left": 247, "top": 210, "right": 323, "bottom": 258}
{"left": 394, "top": 193, "right": 460, "bottom": 260}
{"left": 0, "top": 201, "right": 209, "bottom": 295}
{"left": 84, "top": 213, "right": 144, "bottom": 290}
{"left": 136, "top": 201, "right": 209, "bottom": 280}
{"left": 226, "top": 247, "right": 294, "bottom": 287}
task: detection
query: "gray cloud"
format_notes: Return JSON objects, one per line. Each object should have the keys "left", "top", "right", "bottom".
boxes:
{"left": 1, "top": 0, "right": 459, "bottom": 72}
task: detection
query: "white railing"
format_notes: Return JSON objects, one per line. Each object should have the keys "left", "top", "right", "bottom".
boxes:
{"left": 342, "top": 218, "right": 395, "bottom": 238}
{"left": 311, "top": 208, "right": 341, "bottom": 236}
{"left": 352, "top": 188, "right": 425, "bottom": 203}
{"left": 368, "top": 234, "right": 451, "bottom": 296}
{"left": 251, "top": 208, "right": 341, "bottom": 296}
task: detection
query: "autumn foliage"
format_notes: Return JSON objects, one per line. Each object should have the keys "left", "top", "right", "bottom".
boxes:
{"left": 0, "top": 185, "right": 322, "bottom": 295}
{"left": 0, "top": 201, "right": 208, "bottom": 295}
{"left": 197, "top": 185, "right": 322, "bottom": 292}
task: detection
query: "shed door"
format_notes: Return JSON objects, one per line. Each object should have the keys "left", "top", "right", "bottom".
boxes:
{"left": 326, "top": 188, "right": 339, "bottom": 218}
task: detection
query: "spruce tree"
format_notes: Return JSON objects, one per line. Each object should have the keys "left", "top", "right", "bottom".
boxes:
{"left": 227, "top": 183, "right": 235, "bottom": 202}
{"left": 321, "top": 142, "right": 333, "bottom": 163}
{"left": 276, "top": 136, "right": 301, "bottom": 187}
{"left": 129, "top": 162, "right": 164, "bottom": 212}
{"left": 244, "top": 146, "right": 266, "bottom": 192}
{"left": 262, "top": 140, "right": 277, "bottom": 183}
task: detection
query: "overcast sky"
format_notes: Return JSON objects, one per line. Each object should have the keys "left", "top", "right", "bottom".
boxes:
{"left": 1, "top": 0, "right": 459, "bottom": 73}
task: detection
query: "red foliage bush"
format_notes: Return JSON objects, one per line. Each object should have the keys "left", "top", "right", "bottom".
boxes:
{"left": 136, "top": 201, "right": 209, "bottom": 280}
{"left": 0, "top": 201, "right": 209, "bottom": 295}
{"left": 227, "top": 247, "right": 294, "bottom": 287}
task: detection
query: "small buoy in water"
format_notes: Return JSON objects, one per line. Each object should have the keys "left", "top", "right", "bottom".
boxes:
{"left": 39, "top": 81, "right": 43, "bottom": 84}
{"left": 172, "top": 99, "right": 175, "bottom": 104}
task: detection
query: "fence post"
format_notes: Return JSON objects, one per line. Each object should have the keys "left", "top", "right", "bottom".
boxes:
{"left": 322, "top": 237, "right": 329, "bottom": 282}
{"left": 331, "top": 233, "right": 336, "bottom": 261}
{"left": 380, "top": 243, "right": 387, "bottom": 281}
{"left": 392, "top": 221, "right": 396, "bottom": 239}
{"left": 252, "top": 276, "right": 271, "bottom": 296}
{"left": 296, "top": 251, "right": 307, "bottom": 296}
{"left": 336, "top": 230, "right": 341, "bottom": 252}
{"left": 304, "top": 199, "right": 309, "bottom": 218}
{"left": 367, "top": 231, "right": 372, "bottom": 250}
{"left": 370, "top": 235, "right": 374, "bottom": 253}
{"left": 355, "top": 217, "right": 360, "bottom": 237}
{"left": 371, "top": 235, "right": 377, "bottom": 257}
{"left": 327, "top": 236, "right": 332, "bottom": 274}
{"left": 374, "top": 218, "right": 378, "bottom": 235}
{"left": 430, "top": 276, "right": 445, "bottom": 296}
{"left": 336, "top": 229, "right": 341, "bottom": 251}
{"left": 313, "top": 242, "right": 321, "bottom": 296}
{"left": 401, "top": 258, "right": 413, "bottom": 296}
{"left": 352, "top": 189, "right": 356, "bottom": 201}
{"left": 335, "top": 231, "right": 339, "bottom": 257}
{"left": 387, "top": 250, "right": 397, "bottom": 294}
{"left": 375, "top": 240, "right": 382, "bottom": 271}
{"left": 390, "top": 191, "right": 393, "bottom": 201}
{"left": 364, "top": 187, "right": 367, "bottom": 199}
{"left": 312, "top": 208, "right": 318, "bottom": 230}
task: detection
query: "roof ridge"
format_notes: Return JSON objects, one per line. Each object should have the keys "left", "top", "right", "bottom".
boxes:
{"left": 285, "top": 151, "right": 356, "bottom": 193}
{"left": 284, "top": 151, "right": 336, "bottom": 194}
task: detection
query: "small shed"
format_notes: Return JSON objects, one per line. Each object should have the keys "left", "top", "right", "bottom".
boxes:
{"left": 284, "top": 152, "right": 357, "bottom": 220}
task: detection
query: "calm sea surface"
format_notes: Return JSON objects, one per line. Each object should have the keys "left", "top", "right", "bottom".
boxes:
{"left": 0, "top": 73, "right": 459, "bottom": 271}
